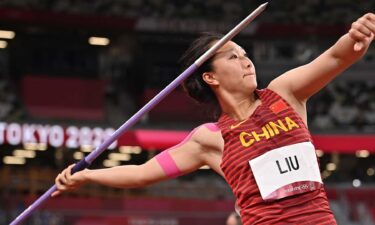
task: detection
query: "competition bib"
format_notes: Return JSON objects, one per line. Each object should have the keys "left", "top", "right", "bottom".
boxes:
{"left": 249, "top": 142, "right": 322, "bottom": 201}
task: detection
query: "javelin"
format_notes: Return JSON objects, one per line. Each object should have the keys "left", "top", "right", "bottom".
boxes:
{"left": 10, "top": 2, "right": 268, "bottom": 224}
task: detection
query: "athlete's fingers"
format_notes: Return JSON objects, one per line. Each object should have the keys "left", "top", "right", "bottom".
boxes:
{"left": 51, "top": 190, "right": 61, "bottom": 197}
{"left": 352, "top": 20, "right": 373, "bottom": 38}
{"left": 349, "top": 28, "right": 368, "bottom": 42}
{"left": 55, "top": 173, "right": 67, "bottom": 192}
{"left": 353, "top": 32, "right": 374, "bottom": 51}
{"left": 64, "top": 164, "right": 75, "bottom": 186}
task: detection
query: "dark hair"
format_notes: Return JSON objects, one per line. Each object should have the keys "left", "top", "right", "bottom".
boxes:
{"left": 180, "top": 32, "right": 224, "bottom": 119}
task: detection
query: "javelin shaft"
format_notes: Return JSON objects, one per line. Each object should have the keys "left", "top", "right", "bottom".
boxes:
{"left": 10, "top": 3, "right": 268, "bottom": 225}
{"left": 195, "top": 2, "right": 268, "bottom": 66}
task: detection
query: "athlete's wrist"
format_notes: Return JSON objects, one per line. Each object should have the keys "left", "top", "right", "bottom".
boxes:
{"left": 79, "top": 169, "right": 92, "bottom": 184}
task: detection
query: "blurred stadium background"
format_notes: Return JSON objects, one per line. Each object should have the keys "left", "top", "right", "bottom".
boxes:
{"left": 0, "top": 0, "right": 374, "bottom": 224}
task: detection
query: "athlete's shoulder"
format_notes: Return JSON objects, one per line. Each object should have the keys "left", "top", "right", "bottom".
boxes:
{"left": 192, "top": 123, "right": 223, "bottom": 150}
{"left": 193, "top": 122, "right": 221, "bottom": 135}
{"left": 201, "top": 122, "right": 221, "bottom": 132}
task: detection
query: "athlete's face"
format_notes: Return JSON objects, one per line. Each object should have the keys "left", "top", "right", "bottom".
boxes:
{"left": 206, "top": 41, "right": 257, "bottom": 94}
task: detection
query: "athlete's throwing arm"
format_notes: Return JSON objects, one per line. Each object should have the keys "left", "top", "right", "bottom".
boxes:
{"left": 52, "top": 123, "right": 224, "bottom": 196}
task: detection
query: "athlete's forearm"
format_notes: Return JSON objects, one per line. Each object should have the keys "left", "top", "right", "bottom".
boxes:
{"left": 83, "top": 165, "right": 148, "bottom": 189}
{"left": 328, "top": 33, "right": 369, "bottom": 65}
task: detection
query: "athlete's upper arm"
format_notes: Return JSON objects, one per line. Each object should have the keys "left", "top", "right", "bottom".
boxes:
{"left": 268, "top": 47, "right": 348, "bottom": 102}
{"left": 167, "top": 123, "right": 223, "bottom": 176}
{"left": 139, "top": 124, "right": 223, "bottom": 185}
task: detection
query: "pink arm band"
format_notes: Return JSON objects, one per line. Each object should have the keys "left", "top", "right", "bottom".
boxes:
{"left": 155, "top": 150, "right": 181, "bottom": 178}
{"left": 155, "top": 123, "right": 219, "bottom": 178}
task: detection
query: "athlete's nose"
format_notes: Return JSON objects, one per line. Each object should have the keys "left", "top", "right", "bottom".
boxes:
{"left": 242, "top": 56, "right": 252, "bottom": 68}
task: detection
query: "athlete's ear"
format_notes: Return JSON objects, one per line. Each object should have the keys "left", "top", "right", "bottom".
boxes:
{"left": 202, "top": 72, "right": 219, "bottom": 86}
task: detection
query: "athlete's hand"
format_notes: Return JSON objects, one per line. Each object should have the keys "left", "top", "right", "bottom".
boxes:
{"left": 52, "top": 164, "right": 88, "bottom": 197}
{"left": 349, "top": 13, "right": 375, "bottom": 51}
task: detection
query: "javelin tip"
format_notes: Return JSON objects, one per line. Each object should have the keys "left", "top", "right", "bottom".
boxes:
{"left": 260, "top": 2, "right": 269, "bottom": 8}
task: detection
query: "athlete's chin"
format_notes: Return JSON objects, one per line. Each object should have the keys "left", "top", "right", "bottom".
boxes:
{"left": 246, "top": 80, "right": 257, "bottom": 90}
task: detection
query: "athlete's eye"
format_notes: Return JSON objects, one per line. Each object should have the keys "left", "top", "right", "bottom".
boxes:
{"left": 230, "top": 54, "right": 238, "bottom": 59}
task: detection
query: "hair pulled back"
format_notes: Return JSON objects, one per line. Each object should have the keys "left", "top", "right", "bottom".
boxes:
{"left": 180, "top": 32, "right": 224, "bottom": 119}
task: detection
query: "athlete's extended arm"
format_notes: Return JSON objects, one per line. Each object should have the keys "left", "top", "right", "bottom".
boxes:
{"left": 52, "top": 124, "right": 223, "bottom": 197}
{"left": 269, "top": 13, "right": 374, "bottom": 102}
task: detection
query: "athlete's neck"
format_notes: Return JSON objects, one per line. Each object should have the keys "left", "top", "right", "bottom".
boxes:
{"left": 218, "top": 91, "right": 259, "bottom": 121}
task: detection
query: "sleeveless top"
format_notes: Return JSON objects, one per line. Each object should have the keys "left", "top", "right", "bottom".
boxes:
{"left": 216, "top": 89, "right": 336, "bottom": 225}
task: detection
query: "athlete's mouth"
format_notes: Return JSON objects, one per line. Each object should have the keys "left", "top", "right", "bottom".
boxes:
{"left": 243, "top": 73, "right": 254, "bottom": 78}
